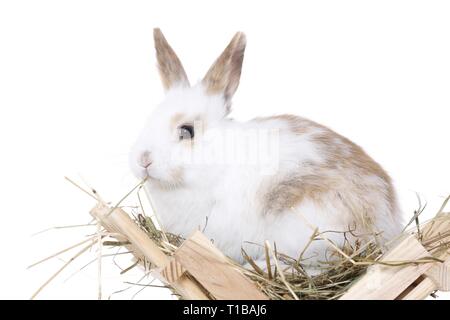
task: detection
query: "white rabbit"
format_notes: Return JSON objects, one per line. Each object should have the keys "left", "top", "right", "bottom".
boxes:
{"left": 130, "top": 29, "right": 403, "bottom": 271}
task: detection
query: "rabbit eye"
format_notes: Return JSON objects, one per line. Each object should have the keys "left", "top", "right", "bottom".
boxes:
{"left": 179, "top": 125, "right": 194, "bottom": 140}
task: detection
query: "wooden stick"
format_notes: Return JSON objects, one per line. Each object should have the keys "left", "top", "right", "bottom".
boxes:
{"left": 173, "top": 231, "right": 268, "bottom": 300}
{"left": 426, "top": 257, "right": 450, "bottom": 291}
{"left": 401, "top": 257, "right": 450, "bottom": 300}
{"left": 90, "top": 202, "right": 209, "bottom": 300}
{"left": 401, "top": 276, "right": 437, "bottom": 300}
{"left": 340, "top": 235, "right": 439, "bottom": 300}
{"left": 340, "top": 212, "right": 450, "bottom": 300}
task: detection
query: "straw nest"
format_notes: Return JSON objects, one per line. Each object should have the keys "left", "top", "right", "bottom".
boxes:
{"left": 30, "top": 177, "right": 450, "bottom": 300}
{"left": 138, "top": 196, "right": 449, "bottom": 300}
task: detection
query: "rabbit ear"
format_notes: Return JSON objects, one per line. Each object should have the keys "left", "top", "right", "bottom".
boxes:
{"left": 153, "top": 28, "right": 190, "bottom": 90}
{"left": 202, "top": 32, "right": 246, "bottom": 102}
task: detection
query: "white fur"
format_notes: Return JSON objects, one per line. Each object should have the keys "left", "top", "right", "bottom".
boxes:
{"left": 130, "top": 84, "right": 403, "bottom": 270}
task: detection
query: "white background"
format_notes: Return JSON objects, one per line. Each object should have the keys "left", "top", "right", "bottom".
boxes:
{"left": 0, "top": 0, "right": 449, "bottom": 300}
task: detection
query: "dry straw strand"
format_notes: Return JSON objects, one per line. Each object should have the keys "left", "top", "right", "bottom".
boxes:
{"left": 33, "top": 176, "right": 450, "bottom": 300}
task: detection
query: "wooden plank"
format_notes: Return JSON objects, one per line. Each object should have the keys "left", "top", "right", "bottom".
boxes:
{"left": 90, "top": 203, "right": 209, "bottom": 300}
{"left": 174, "top": 231, "right": 268, "bottom": 300}
{"left": 340, "top": 235, "right": 437, "bottom": 300}
{"left": 161, "top": 258, "right": 186, "bottom": 283}
{"left": 341, "top": 210, "right": 450, "bottom": 300}
{"left": 425, "top": 257, "right": 450, "bottom": 291}
{"left": 401, "top": 276, "right": 437, "bottom": 300}
{"left": 400, "top": 257, "right": 450, "bottom": 299}
{"left": 402, "top": 214, "right": 450, "bottom": 298}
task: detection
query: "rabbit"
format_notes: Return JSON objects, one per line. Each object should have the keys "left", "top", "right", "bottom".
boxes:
{"left": 129, "top": 28, "right": 403, "bottom": 273}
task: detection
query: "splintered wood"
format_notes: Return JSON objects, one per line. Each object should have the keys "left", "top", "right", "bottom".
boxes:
{"left": 90, "top": 202, "right": 267, "bottom": 300}
{"left": 171, "top": 231, "right": 268, "bottom": 300}
{"left": 340, "top": 213, "right": 450, "bottom": 300}
{"left": 90, "top": 203, "right": 209, "bottom": 300}
{"left": 91, "top": 201, "right": 449, "bottom": 300}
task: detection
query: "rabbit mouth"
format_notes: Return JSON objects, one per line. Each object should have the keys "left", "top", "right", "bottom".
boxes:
{"left": 143, "top": 169, "right": 185, "bottom": 190}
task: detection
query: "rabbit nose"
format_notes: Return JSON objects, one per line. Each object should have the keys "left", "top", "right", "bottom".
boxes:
{"left": 139, "top": 151, "right": 152, "bottom": 168}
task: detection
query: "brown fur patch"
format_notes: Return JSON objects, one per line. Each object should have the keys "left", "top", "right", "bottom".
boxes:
{"left": 202, "top": 32, "right": 246, "bottom": 102}
{"left": 262, "top": 172, "right": 336, "bottom": 214}
{"left": 154, "top": 28, "right": 190, "bottom": 90}
{"left": 257, "top": 114, "right": 398, "bottom": 230}
{"left": 253, "top": 114, "right": 314, "bottom": 135}
{"left": 309, "top": 127, "right": 396, "bottom": 215}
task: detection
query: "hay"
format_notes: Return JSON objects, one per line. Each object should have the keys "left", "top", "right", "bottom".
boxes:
{"left": 130, "top": 184, "right": 450, "bottom": 300}
{"left": 30, "top": 177, "right": 450, "bottom": 299}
